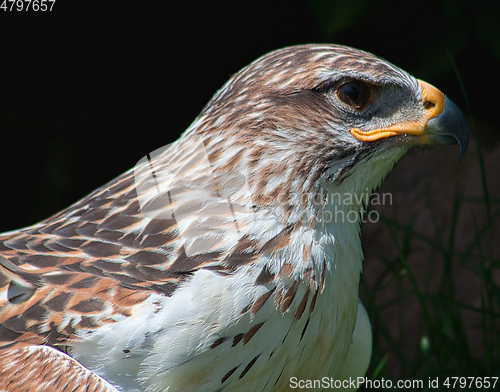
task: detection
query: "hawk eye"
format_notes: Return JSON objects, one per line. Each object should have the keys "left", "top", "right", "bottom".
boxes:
{"left": 336, "top": 81, "right": 371, "bottom": 110}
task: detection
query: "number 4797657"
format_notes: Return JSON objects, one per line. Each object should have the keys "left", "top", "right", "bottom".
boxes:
{"left": 443, "top": 377, "right": 498, "bottom": 389}
{"left": 1, "top": 0, "right": 56, "bottom": 11}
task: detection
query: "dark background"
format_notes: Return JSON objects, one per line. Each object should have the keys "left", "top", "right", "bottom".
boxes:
{"left": 1, "top": 0, "right": 499, "bottom": 384}
{"left": 1, "top": 0, "right": 498, "bottom": 231}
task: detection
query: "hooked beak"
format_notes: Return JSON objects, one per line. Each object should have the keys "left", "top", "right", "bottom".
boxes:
{"left": 350, "top": 80, "right": 469, "bottom": 161}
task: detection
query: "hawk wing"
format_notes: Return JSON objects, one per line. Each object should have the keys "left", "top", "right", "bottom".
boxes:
{"left": 0, "top": 131, "right": 310, "bottom": 349}
{"left": 0, "top": 346, "right": 118, "bottom": 391}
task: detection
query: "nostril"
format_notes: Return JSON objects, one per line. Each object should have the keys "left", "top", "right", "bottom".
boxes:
{"left": 424, "top": 100, "right": 436, "bottom": 110}
{"left": 418, "top": 79, "right": 444, "bottom": 117}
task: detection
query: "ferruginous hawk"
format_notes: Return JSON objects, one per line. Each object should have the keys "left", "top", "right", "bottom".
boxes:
{"left": 0, "top": 44, "right": 468, "bottom": 391}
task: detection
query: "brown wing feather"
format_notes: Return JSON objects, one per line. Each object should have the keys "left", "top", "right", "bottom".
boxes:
{"left": 0, "top": 346, "right": 118, "bottom": 391}
{"left": 0, "top": 136, "right": 275, "bottom": 351}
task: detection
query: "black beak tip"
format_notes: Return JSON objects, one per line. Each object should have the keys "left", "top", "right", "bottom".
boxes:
{"left": 426, "top": 97, "right": 470, "bottom": 163}
{"left": 450, "top": 99, "right": 469, "bottom": 162}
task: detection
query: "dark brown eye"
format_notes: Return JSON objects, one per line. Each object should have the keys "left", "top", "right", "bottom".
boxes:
{"left": 336, "top": 81, "right": 372, "bottom": 109}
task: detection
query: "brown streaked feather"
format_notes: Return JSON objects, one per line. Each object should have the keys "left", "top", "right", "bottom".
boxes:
{"left": 238, "top": 354, "right": 260, "bottom": 379}
{"left": 0, "top": 346, "right": 118, "bottom": 392}
{"left": 231, "top": 333, "right": 244, "bottom": 347}
{"left": 254, "top": 266, "right": 275, "bottom": 285}
{"left": 221, "top": 365, "right": 240, "bottom": 385}
{"left": 280, "top": 281, "right": 299, "bottom": 313}
{"left": 242, "top": 322, "right": 265, "bottom": 345}
{"left": 295, "top": 289, "right": 310, "bottom": 321}
{"left": 250, "top": 287, "right": 276, "bottom": 315}
{"left": 260, "top": 227, "right": 292, "bottom": 253}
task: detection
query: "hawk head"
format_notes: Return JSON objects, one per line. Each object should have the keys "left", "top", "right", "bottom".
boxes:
{"left": 182, "top": 44, "right": 468, "bottom": 208}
